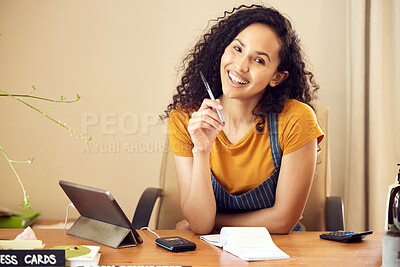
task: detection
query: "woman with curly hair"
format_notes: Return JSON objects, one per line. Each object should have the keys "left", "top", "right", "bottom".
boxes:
{"left": 164, "top": 4, "right": 324, "bottom": 234}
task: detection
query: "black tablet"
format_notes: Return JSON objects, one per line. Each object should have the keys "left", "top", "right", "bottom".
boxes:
{"left": 59, "top": 180, "right": 142, "bottom": 246}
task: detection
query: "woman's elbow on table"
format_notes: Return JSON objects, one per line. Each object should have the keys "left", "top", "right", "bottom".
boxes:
{"left": 268, "top": 216, "right": 299, "bottom": 234}
{"left": 190, "top": 224, "right": 214, "bottom": 235}
{"left": 175, "top": 217, "right": 214, "bottom": 234}
{"left": 181, "top": 204, "right": 216, "bottom": 234}
{"left": 271, "top": 226, "right": 292, "bottom": 235}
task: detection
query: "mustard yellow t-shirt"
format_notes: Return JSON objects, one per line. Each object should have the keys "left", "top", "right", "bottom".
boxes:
{"left": 168, "top": 99, "right": 324, "bottom": 195}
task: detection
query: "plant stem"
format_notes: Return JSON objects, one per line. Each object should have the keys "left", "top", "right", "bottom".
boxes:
{"left": 0, "top": 89, "right": 91, "bottom": 142}
{"left": 0, "top": 93, "right": 80, "bottom": 103}
{"left": 0, "top": 146, "right": 30, "bottom": 208}
{"left": 1, "top": 86, "right": 91, "bottom": 209}
{"left": 10, "top": 160, "right": 33, "bottom": 164}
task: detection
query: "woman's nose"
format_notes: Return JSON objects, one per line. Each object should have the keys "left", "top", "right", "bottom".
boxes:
{"left": 234, "top": 55, "right": 250, "bottom": 73}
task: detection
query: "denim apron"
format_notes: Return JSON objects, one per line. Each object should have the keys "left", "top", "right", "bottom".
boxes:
{"left": 211, "top": 113, "right": 301, "bottom": 231}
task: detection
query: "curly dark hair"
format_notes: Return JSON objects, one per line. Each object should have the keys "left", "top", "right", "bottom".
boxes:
{"left": 163, "top": 4, "right": 319, "bottom": 132}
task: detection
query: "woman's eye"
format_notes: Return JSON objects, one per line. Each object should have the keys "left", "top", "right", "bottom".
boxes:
{"left": 233, "top": 46, "right": 241, "bottom": 52}
{"left": 255, "top": 58, "right": 265, "bottom": 65}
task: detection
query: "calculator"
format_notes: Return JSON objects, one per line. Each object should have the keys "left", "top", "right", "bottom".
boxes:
{"left": 155, "top": 236, "right": 197, "bottom": 252}
{"left": 319, "top": 230, "right": 373, "bottom": 242}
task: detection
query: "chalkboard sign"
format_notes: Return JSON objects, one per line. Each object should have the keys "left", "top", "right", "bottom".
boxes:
{"left": 0, "top": 250, "right": 65, "bottom": 266}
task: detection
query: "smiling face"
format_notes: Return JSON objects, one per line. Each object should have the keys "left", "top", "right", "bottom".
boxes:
{"left": 220, "top": 23, "right": 288, "bottom": 105}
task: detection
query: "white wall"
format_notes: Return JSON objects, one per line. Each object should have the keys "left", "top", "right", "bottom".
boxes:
{"left": 0, "top": 0, "right": 347, "bottom": 221}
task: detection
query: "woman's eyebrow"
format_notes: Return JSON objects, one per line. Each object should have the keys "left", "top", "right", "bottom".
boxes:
{"left": 234, "top": 38, "right": 271, "bottom": 62}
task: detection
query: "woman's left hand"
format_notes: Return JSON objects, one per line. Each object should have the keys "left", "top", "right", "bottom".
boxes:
{"left": 175, "top": 219, "right": 191, "bottom": 230}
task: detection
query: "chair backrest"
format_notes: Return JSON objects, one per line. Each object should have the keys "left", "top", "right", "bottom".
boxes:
{"left": 154, "top": 140, "right": 184, "bottom": 229}
{"left": 300, "top": 104, "right": 331, "bottom": 230}
{"left": 153, "top": 104, "right": 331, "bottom": 230}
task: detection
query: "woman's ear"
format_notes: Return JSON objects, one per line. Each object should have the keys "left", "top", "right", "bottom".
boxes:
{"left": 269, "top": 71, "right": 289, "bottom": 87}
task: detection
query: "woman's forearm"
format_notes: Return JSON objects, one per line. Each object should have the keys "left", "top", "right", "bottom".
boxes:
{"left": 214, "top": 207, "right": 298, "bottom": 234}
{"left": 181, "top": 151, "right": 216, "bottom": 234}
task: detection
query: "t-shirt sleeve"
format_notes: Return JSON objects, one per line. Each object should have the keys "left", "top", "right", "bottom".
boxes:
{"left": 168, "top": 109, "right": 194, "bottom": 157}
{"left": 280, "top": 102, "right": 324, "bottom": 156}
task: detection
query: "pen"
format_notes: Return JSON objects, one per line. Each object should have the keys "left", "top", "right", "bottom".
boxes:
{"left": 199, "top": 71, "right": 225, "bottom": 125}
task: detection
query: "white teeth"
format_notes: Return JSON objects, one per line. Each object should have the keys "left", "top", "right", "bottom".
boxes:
{"left": 228, "top": 71, "right": 249, "bottom": 84}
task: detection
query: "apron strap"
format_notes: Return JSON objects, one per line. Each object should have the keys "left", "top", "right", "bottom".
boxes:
{"left": 267, "top": 113, "right": 282, "bottom": 170}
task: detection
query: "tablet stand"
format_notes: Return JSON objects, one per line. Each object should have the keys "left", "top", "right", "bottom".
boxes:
{"left": 68, "top": 216, "right": 139, "bottom": 248}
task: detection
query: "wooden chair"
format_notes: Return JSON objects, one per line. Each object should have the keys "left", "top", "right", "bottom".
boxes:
{"left": 300, "top": 104, "right": 344, "bottom": 231}
{"left": 132, "top": 105, "right": 344, "bottom": 231}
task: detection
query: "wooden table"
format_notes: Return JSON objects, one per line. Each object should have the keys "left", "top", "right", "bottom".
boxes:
{"left": 0, "top": 229, "right": 382, "bottom": 266}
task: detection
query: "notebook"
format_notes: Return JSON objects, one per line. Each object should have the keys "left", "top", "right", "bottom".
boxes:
{"left": 200, "top": 227, "right": 289, "bottom": 261}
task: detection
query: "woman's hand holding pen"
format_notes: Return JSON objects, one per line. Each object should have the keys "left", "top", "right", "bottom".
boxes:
{"left": 188, "top": 99, "right": 224, "bottom": 154}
